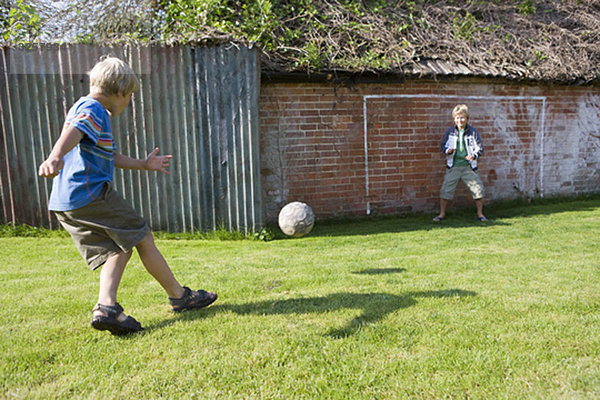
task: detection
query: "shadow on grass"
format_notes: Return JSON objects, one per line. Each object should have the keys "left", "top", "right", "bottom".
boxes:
{"left": 353, "top": 267, "right": 406, "bottom": 275}
{"left": 149, "top": 289, "right": 476, "bottom": 338}
{"left": 290, "top": 194, "right": 600, "bottom": 239}
{"left": 301, "top": 214, "right": 507, "bottom": 238}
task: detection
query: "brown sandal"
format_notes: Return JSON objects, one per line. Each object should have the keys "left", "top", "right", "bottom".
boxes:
{"left": 91, "top": 303, "right": 144, "bottom": 335}
{"left": 169, "top": 287, "right": 218, "bottom": 312}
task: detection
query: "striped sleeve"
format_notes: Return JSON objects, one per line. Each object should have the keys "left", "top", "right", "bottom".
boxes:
{"left": 66, "top": 112, "right": 103, "bottom": 144}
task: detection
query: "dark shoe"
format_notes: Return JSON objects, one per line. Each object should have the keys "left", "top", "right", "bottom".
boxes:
{"left": 91, "top": 303, "right": 144, "bottom": 335}
{"left": 478, "top": 216, "right": 488, "bottom": 222}
{"left": 169, "top": 286, "right": 218, "bottom": 312}
{"left": 433, "top": 216, "right": 444, "bottom": 222}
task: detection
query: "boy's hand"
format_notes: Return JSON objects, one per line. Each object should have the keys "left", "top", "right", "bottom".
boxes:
{"left": 38, "top": 157, "right": 64, "bottom": 178}
{"left": 145, "top": 147, "right": 173, "bottom": 174}
{"left": 38, "top": 126, "right": 83, "bottom": 178}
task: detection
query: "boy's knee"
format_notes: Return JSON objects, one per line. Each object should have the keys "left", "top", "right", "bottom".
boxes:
{"left": 135, "top": 231, "right": 155, "bottom": 249}
{"left": 123, "top": 249, "right": 134, "bottom": 262}
{"left": 106, "top": 248, "right": 133, "bottom": 265}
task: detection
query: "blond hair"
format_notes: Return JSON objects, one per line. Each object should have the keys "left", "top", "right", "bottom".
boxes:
{"left": 88, "top": 55, "right": 139, "bottom": 96}
{"left": 452, "top": 104, "right": 470, "bottom": 120}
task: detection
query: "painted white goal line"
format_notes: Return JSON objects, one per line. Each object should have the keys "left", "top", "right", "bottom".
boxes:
{"left": 362, "top": 94, "right": 547, "bottom": 215}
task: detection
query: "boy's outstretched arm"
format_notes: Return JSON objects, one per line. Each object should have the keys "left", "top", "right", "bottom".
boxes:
{"left": 114, "top": 147, "right": 173, "bottom": 174}
{"left": 38, "top": 126, "right": 84, "bottom": 178}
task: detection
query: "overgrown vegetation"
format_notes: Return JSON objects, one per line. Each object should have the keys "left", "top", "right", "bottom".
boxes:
{"left": 149, "top": 0, "right": 600, "bottom": 81}
{"left": 1, "top": 0, "right": 41, "bottom": 44}
{"left": 3, "top": 0, "right": 599, "bottom": 83}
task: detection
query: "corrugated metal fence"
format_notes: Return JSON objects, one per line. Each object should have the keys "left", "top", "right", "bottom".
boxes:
{"left": 0, "top": 43, "right": 263, "bottom": 233}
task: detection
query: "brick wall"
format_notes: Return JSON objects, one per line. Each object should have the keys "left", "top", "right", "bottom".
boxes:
{"left": 259, "top": 78, "right": 600, "bottom": 222}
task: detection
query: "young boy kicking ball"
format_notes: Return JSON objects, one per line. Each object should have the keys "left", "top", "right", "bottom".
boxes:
{"left": 38, "top": 56, "right": 217, "bottom": 335}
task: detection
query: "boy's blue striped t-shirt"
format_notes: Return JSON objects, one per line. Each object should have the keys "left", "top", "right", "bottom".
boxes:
{"left": 48, "top": 97, "right": 117, "bottom": 211}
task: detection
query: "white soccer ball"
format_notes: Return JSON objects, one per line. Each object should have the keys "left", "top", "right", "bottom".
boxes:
{"left": 278, "top": 202, "right": 315, "bottom": 238}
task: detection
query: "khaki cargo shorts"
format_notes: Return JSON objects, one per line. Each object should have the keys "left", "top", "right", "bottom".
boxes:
{"left": 440, "top": 165, "right": 485, "bottom": 200}
{"left": 54, "top": 183, "right": 150, "bottom": 270}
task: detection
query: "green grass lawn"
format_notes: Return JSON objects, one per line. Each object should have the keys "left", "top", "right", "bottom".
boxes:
{"left": 1, "top": 198, "right": 599, "bottom": 399}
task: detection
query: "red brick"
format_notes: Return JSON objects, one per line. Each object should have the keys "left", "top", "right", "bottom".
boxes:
{"left": 260, "top": 80, "right": 599, "bottom": 220}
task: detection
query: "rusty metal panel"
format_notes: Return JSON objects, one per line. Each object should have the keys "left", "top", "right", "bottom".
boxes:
{"left": 0, "top": 44, "right": 263, "bottom": 233}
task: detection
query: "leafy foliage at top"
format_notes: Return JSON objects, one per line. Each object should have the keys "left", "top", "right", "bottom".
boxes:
{"left": 154, "top": 0, "right": 600, "bottom": 82}
{"left": 1, "top": 0, "right": 41, "bottom": 43}
{"left": 3, "top": 0, "right": 600, "bottom": 83}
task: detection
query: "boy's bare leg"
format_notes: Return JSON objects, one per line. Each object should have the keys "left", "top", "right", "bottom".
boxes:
{"left": 94, "top": 250, "right": 132, "bottom": 317}
{"left": 436, "top": 198, "right": 449, "bottom": 219}
{"left": 135, "top": 231, "right": 185, "bottom": 299}
{"left": 475, "top": 198, "right": 485, "bottom": 219}
{"left": 92, "top": 250, "right": 144, "bottom": 333}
